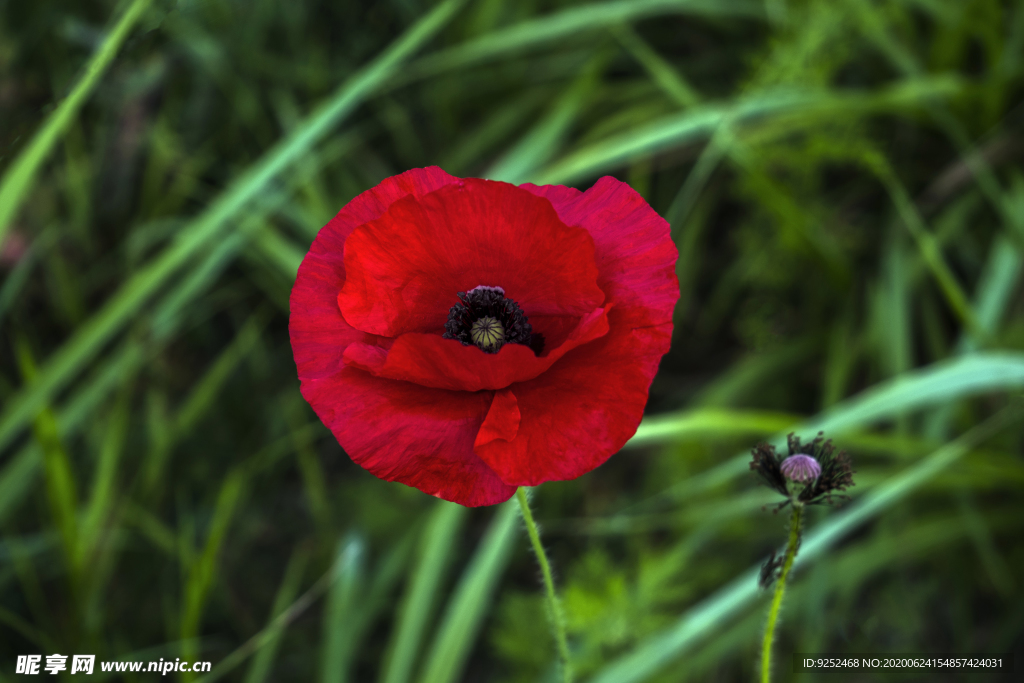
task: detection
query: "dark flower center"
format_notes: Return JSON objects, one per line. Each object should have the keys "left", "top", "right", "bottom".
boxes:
{"left": 443, "top": 285, "right": 533, "bottom": 354}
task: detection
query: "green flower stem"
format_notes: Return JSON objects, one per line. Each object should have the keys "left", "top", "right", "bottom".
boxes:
{"left": 515, "top": 487, "right": 573, "bottom": 683}
{"left": 761, "top": 502, "right": 804, "bottom": 683}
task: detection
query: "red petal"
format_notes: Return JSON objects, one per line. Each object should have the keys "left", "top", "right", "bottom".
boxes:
{"left": 475, "top": 389, "right": 520, "bottom": 448}
{"left": 301, "top": 367, "right": 515, "bottom": 507}
{"left": 290, "top": 167, "right": 459, "bottom": 382}
{"left": 474, "top": 321, "right": 673, "bottom": 485}
{"left": 342, "top": 305, "right": 610, "bottom": 392}
{"left": 337, "top": 179, "right": 604, "bottom": 337}
{"left": 475, "top": 177, "right": 679, "bottom": 485}
{"left": 520, "top": 176, "right": 678, "bottom": 329}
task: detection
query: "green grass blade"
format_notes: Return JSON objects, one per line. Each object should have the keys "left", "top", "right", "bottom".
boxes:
{"left": 0, "top": 603, "right": 56, "bottom": 653}
{"left": 627, "top": 353, "right": 1024, "bottom": 513}
{"left": 808, "top": 353, "right": 1024, "bottom": 435}
{"left": 380, "top": 501, "right": 467, "bottom": 683}
{"left": 536, "top": 100, "right": 737, "bottom": 185}
{"left": 360, "top": 529, "right": 419, "bottom": 633}
{"left": 0, "top": 0, "right": 152, "bottom": 245}
{"left": 439, "top": 91, "right": 548, "bottom": 174}
{"left": 692, "top": 339, "right": 819, "bottom": 408}
{"left": 14, "top": 340, "right": 80, "bottom": 583}
{"left": 149, "top": 208, "right": 279, "bottom": 341}
{"left": 0, "top": 340, "right": 145, "bottom": 527}
{"left": 122, "top": 501, "right": 177, "bottom": 556}
{"left": 624, "top": 408, "right": 801, "bottom": 448}
{"left": 417, "top": 501, "right": 519, "bottom": 683}
{"left": 0, "top": 229, "right": 53, "bottom": 331}
{"left": 590, "top": 405, "right": 1022, "bottom": 683}
{"left": 972, "top": 236, "right": 1022, "bottom": 340}
{"left": 919, "top": 215, "right": 1023, "bottom": 437}
{"left": 849, "top": 0, "right": 1018, "bottom": 228}
{"left": 79, "top": 386, "right": 131, "bottom": 564}
{"left": 152, "top": 130, "right": 359, "bottom": 336}
{"left": 244, "top": 547, "right": 310, "bottom": 683}
{"left": 193, "top": 543, "right": 348, "bottom": 683}
{"left": 0, "top": 0, "right": 467, "bottom": 456}
{"left": 2, "top": 534, "right": 59, "bottom": 649}
{"left": 174, "top": 312, "right": 267, "bottom": 439}
{"left": 662, "top": 121, "right": 731, "bottom": 232}
{"left": 321, "top": 534, "right": 367, "bottom": 683}
{"left": 249, "top": 224, "right": 306, "bottom": 281}
{"left": 611, "top": 23, "right": 700, "bottom": 108}
{"left": 953, "top": 492, "right": 1015, "bottom": 596}
{"left": 865, "top": 150, "right": 982, "bottom": 337}
{"left": 799, "top": 405, "right": 1023, "bottom": 563}
{"left": 181, "top": 470, "right": 248, "bottom": 679}
{"left": 282, "top": 396, "right": 332, "bottom": 535}
{"left": 632, "top": 352, "right": 1024, "bottom": 448}
{"left": 406, "top": 0, "right": 763, "bottom": 81}
{"left": 535, "top": 78, "right": 960, "bottom": 185}
{"left": 485, "top": 52, "right": 611, "bottom": 184}
{"left": 0, "top": 447, "right": 40, "bottom": 524}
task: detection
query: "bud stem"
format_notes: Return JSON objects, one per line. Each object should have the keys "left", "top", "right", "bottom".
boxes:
{"left": 515, "top": 487, "right": 573, "bottom": 683}
{"left": 761, "top": 502, "right": 803, "bottom": 683}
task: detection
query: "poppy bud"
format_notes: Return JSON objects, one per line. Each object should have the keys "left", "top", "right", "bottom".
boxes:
{"left": 780, "top": 454, "right": 821, "bottom": 483}
{"left": 750, "top": 432, "right": 855, "bottom": 507}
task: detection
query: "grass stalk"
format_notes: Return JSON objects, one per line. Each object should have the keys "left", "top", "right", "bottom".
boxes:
{"left": 0, "top": 0, "right": 152, "bottom": 245}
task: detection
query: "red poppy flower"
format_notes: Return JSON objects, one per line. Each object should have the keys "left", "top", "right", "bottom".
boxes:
{"left": 289, "top": 167, "right": 678, "bottom": 507}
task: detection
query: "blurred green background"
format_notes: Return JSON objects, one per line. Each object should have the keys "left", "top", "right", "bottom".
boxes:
{"left": 1, "top": 0, "right": 1023, "bottom": 681}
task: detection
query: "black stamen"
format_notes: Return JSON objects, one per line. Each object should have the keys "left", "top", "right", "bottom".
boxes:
{"left": 443, "top": 286, "right": 533, "bottom": 354}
